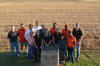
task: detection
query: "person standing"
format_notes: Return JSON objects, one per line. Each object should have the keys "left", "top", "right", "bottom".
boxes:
{"left": 43, "top": 29, "right": 52, "bottom": 47}
{"left": 53, "top": 28, "right": 61, "bottom": 46}
{"left": 67, "top": 31, "right": 76, "bottom": 63}
{"left": 8, "top": 26, "right": 19, "bottom": 58}
{"left": 18, "top": 24, "right": 27, "bottom": 56}
{"left": 72, "top": 23, "right": 83, "bottom": 61}
{"left": 62, "top": 24, "right": 70, "bottom": 57}
{"left": 25, "top": 24, "right": 34, "bottom": 41}
{"left": 58, "top": 34, "right": 67, "bottom": 64}
{"left": 62, "top": 24, "right": 70, "bottom": 40}
{"left": 27, "top": 30, "right": 37, "bottom": 60}
{"left": 50, "top": 23, "right": 57, "bottom": 36}
{"left": 34, "top": 30, "right": 43, "bottom": 62}
{"left": 39, "top": 24, "right": 46, "bottom": 39}
{"left": 33, "top": 21, "right": 42, "bottom": 34}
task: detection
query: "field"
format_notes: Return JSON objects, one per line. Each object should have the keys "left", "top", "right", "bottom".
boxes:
{"left": 0, "top": 1, "right": 100, "bottom": 50}
{"left": 0, "top": 0, "right": 100, "bottom": 66}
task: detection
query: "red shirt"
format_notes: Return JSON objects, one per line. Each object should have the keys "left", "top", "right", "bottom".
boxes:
{"left": 67, "top": 36, "right": 76, "bottom": 48}
{"left": 50, "top": 28, "right": 56, "bottom": 35}
{"left": 18, "top": 28, "right": 26, "bottom": 42}
{"left": 62, "top": 29, "right": 70, "bottom": 39}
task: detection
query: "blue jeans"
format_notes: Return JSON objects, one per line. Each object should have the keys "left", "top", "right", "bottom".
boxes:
{"left": 74, "top": 42, "right": 80, "bottom": 59}
{"left": 10, "top": 41, "right": 19, "bottom": 57}
{"left": 59, "top": 48, "right": 66, "bottom": 60}
{"left": 68, "top": 47, "right": 74, "bottom": 63}
{"left": 28, "top": 44, "right": 36, "bottom": 59}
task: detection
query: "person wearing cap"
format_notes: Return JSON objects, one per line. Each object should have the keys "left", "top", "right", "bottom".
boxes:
{"left": 62, "top": 24, "right": 70, "bottom": 40}
{"left": 33, "top": 21, "right": 42, "bottom": 34}
{"left": 27, "top": 29, "right": 37, "bottom": 60}
{"left": 8, "top": 26, "right": 19, "bottom": 58}
{"left": 67, "top": 31, "right": 76, "bottom": 63}
{"left": 50, "top": 23, "right": 57, "bottom": 36}
{"left": 72, "top": 23, "right": 83, "bottom": 61}
{"left": 18, "top": 24, "right": 27, "bottom": 56}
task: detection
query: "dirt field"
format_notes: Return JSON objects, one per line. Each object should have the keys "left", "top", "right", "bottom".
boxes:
{"left": 0, "top": 1, "right": 100, "bottom": 50}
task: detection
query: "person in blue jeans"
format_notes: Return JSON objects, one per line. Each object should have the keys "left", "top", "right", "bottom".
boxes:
{"left": 67, "top": 31, "right": 76, "bottom": 63}
{"left": 27, "top": 29, "right": 37, "bottom": 60}
{"left": 8, "top": 26, "right": 19, "bottom": 58}
{"left": 58, "top": 34, "right": 67, "bottom": 64}
{"left": 72, "top": 23, "right": 83, "bottom": 61}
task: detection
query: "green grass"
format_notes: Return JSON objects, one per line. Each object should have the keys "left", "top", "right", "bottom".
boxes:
{"left": 0, "top": 50, "right": 100, "bottom": 66}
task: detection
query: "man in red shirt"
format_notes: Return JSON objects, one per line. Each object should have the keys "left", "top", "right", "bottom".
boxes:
{"left": 18, "top": 24, "right": 27, "bottom": 56}
{"left": 67, "top": 31, "right": 76, "bottom": 63}
{"left": 62, "top": 24, "right": 70, "bottom": 40}
{"left": 50, "top": 23, "right": 57, "bottom": 36}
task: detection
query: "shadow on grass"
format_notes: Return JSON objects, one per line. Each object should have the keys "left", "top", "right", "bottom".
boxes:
{"left": 0, "top": 51, "right": 100, "bottom": 66}
{"left": 0, "top": 52, "right": 40, "bottom": 66}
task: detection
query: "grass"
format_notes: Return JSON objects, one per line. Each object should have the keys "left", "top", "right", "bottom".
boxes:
{"left": 0, "top": 50, "right": 100, "bottom": 66}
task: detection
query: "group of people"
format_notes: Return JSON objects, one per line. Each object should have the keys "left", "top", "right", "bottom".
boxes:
{"left": 7, "top": 21, "right": 83, "bottom": 64}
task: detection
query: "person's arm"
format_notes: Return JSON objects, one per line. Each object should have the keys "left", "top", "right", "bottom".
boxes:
{"left": 16, "top": 31, "right": 20, "bottom": 41}
{"left": 74, "top": 38, "right": 76, "bottom": 48}
{"left": 52, "top": 36, "right": 55, "bottom": 44}
{"left": 41, "top": 38, "right": 43, "bottom": 48}
{"left": 25, "top": 30, "right": 28, "bottom": 41}
{"left": 79, "top": 30, "right": 83, "bottom": 41}
{"left": 43, "top": 39, "right": 47, "bottom": 46}
{"left": 50, "top": 28, "right": 52, "bottom": 34}
{"left": 33, "top": 39, "right": 38, "bottom": 48}
{"left": 27, "top": 34, "right": 31, "bottom": 44}
{"left": 48, "top": 40, "right": 52, "bottom": 46}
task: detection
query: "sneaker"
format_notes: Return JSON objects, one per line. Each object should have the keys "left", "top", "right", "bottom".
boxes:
{"left": 60, "top": 60, "right": 65, "bottom": 64}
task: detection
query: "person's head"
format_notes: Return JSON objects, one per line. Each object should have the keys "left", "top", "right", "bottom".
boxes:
{"left": 20, "top": 24, "right": 24, "bottom": 29}
{"left": 76, "top": 23, "right": 79, "bottom": 29}
{"left": 11, "top": 26, "right": 15, "bottom": 32}
{"left": 60, "top": 34, "right": 65, "bottom": 40}
{"left": 42, "top": 24, "right": 45, "bottom": 29}
{"left": 69, "top": 31, "right": 72, "bottom": 37}
{"left": 29, "top": 24, "right": 33, "bottom": 30}
{"left": 53, "top": 23, "right": 56, "bottom": 28}
{"left": 36, "top": 21, "right": 39, "bottom": 26}
{"left": 65, "top": 24, "right": 68, "bottom": 30}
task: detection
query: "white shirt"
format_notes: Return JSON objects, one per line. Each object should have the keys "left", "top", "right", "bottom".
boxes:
{"left": 25, "top": 26, "right": 42, "bottom": 41}
{"left": 24, "top": 28, "right": 34, "bottom": 41}
{"left": 33, "top": 26, "right": 42, "bottom": 34}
